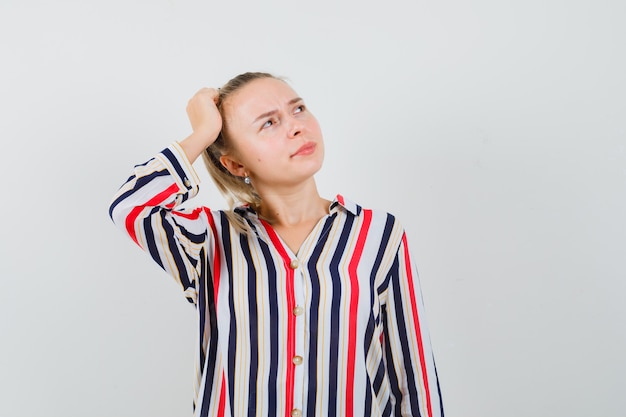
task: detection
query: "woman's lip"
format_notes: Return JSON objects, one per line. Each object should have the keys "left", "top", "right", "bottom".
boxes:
{"left": 291, "top": 142, "right": 316, "bottom": 157}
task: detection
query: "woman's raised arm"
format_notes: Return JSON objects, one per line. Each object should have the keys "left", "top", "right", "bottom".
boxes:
{"left": 179, "top": 87, "right": 223, "bottom": 163}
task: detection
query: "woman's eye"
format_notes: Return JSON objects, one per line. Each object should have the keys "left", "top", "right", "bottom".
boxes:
{"left": 262, "top": 120, "right": 274, "bottom": 128}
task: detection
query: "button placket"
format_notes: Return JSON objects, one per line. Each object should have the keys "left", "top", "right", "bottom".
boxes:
{"left": 289, "top": 258, "right": 299, "bottom": 269}
{"left": 290, "top": 256, "right": 306, "bottom": 415}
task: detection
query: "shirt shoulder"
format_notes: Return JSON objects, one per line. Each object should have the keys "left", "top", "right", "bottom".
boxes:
{"left": 333, "top": 194, "right": 401, "bottom": 224}
{"left": 333, "top": 194, "right": 406, "bottom": 247}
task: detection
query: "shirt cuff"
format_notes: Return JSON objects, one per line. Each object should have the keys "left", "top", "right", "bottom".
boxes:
{"left": 155, "top": 142, "right": 202, "bottom": 196}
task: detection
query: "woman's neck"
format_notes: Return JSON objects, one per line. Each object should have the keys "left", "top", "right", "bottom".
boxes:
{"left": 256, "top": 180, "right": 330, "bottom": 228}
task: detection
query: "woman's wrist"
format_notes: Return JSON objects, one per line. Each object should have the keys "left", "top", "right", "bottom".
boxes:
{"left": 179, "top": 130, "right": 218, "bottom": 164}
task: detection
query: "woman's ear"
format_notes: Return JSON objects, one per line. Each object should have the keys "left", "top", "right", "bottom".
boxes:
{"left": 219, "top": 155, "right": 247, "bottom": 177}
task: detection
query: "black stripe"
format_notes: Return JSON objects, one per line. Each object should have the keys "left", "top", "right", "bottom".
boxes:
{"left": 108, "top": 170, "right": 170, "bottom": 220}
{"left": 220, "top": 212, "right": 237, "bottom": 416}
{"left": 258, "top": 236, "right": 279, "bottom": 414}
{"left": 364, "top": 213, "right": 395, "bottom": 404}
{"left": 382, "top": 399, "right": 392, "bottom": 417}
{"left": 306, "top": 214, "right": 336, "bottom": 417}
{"left": 172, "top": 216, "right": 206, "bottom": 245}
{"left": 133, "top": 159, "right": 152, "bottom": 168}
{"left": 364, "top": 373, "right": 373, "bottom": 416}
{"left": 240, "top": 234, "right": 259, "bottom": 417}
{"left": 372, "top": 359, "right": 385, "bottom": 394}
{"left": 327, "top": 214, "right": 355, "bottom": 417}
{"left": 198, "top": 247, "right": 208, "bottom": 366}
{"left": 435, "top": 363, "right": 445, "bottom": 416}
{"left": 381, "top": 304, "right": 403, "bottom": 416}
{"left": 162, "top": 147, "right": 189, "bottom": 183}
{"left": 199, "top": 246, "right": 219, "bottom": 417}
{"left": 389, "top": 253, "right": 422, "bottom": 415}
{"left": 143, "top": 209, "right": 164, "bottom": 269}
{"left": 160, "top": 210, "right": 193, "bottom": 290}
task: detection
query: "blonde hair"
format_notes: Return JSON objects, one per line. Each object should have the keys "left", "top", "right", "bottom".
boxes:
{"left": 201, "top": 72, "right": 281, "bottom": 232}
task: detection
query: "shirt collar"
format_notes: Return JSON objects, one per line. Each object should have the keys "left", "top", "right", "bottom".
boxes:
{"left": 330, "top": 194, "right": 361, "bottom": 216}
{"left": 235, "top": 194, "right": 362, "bottom": 219}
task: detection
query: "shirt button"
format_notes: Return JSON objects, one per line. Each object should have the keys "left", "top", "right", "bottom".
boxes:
{"left": 183, "top": 178, "right": 191, "bottom": 188}
{"left": 292, "top": 355, "right": 303, "bottom": 365}
{"left": 291, "top": 409, "right": 302, "bottom": 417}
{"left": 293, "top": 306, "right": 304, "bottom": 316}
{"left": 289, "top": 259, "right": 299, "bottom": 269}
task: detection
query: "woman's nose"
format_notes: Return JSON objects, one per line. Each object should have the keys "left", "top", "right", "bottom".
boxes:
{"left": 287, "top": 119, "right": 303, "bottom": 138}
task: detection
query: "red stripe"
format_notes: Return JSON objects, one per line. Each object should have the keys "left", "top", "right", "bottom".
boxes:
{"left": 217, "top": 371, "right": 226, "bottom": 417}
{"left": 125, "top": 183, "right": 180, "bottom": 246}
{"left": 172, "top": 207, "right": 203, "bottom": 220}
{"left": 175, "top": 206, "right": 223, "bottom": 416}
{"left": 402, "top": 233, "right": 433, "bottom": 417}
{"left": 203, "top": 208, "right": 224, "bottom": 417}
{"left": 336, "top": 194, "right": 345, "bottom": 206}
{"left": 345, "top": 209, "right": 372, "bottom": 417}
{"left": 260, "top": 220, "right": 296, "bottom": 417}
{"left": 204, "top": 208, "right": 221, "bottom": 302}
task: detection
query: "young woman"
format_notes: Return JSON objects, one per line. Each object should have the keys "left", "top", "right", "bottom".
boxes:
{"left": 109, "top": 72, "right": 444, "bottom": 417}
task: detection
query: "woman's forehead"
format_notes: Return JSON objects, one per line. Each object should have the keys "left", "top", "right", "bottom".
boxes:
{"left": 226, "top": 78, "right": 299, "bottom": 117}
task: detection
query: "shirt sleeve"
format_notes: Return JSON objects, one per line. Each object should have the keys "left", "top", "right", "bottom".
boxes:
{"left": 108, "top": 142, "right": 211, "bottom": 304}
{"left": 380, "top": 231, "right": 444, "bottom": 417}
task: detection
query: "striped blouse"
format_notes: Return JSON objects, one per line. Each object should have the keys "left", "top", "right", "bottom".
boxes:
{"left": 109, "top": 142, "right": 444, "bottom": 417}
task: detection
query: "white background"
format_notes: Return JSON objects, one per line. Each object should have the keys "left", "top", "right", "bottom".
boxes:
{"left": 1, "top": 0, "right": 625, "bottom": 416}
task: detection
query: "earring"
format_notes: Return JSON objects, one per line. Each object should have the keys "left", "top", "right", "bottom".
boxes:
{"left": 244, "top": 176, "right": 251, "bottom": 185}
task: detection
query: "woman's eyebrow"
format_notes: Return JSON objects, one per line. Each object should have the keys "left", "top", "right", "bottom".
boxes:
{"left": 253, "top": 97, "right": 303, "bottom": 124}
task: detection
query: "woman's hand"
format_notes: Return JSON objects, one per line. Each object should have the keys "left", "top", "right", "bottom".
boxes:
{"left": 187, "top": 88, "right": 222, "bottom": 142}
{"left": 180, "top": 88, "right": 222, "bottom": 163}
